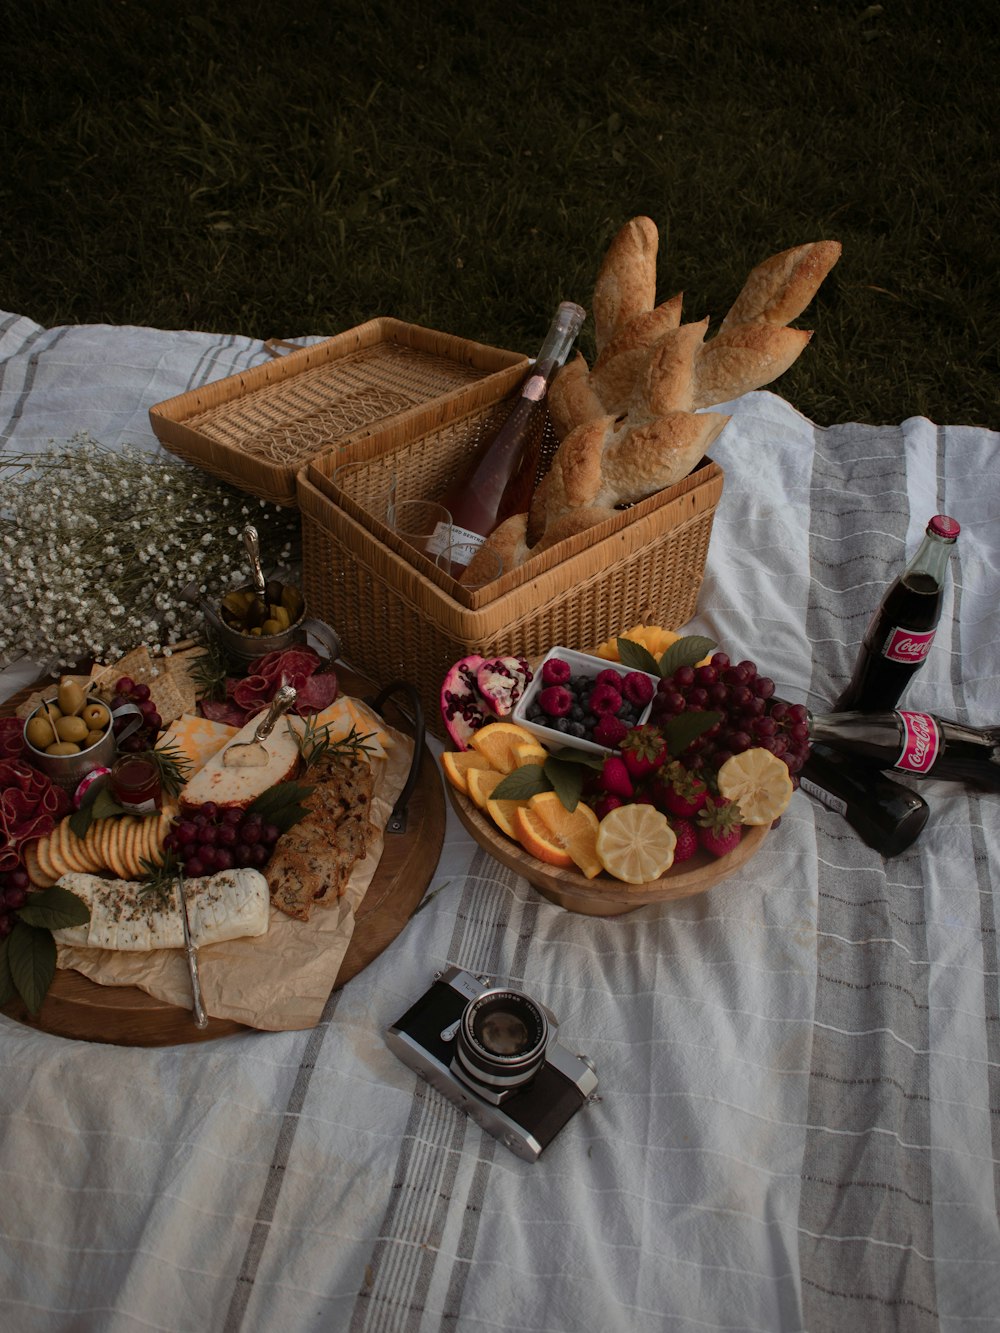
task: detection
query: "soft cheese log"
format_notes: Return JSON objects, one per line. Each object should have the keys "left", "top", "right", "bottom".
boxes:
{"left": 53, "top": 868, "right": 270, "bottom": 951}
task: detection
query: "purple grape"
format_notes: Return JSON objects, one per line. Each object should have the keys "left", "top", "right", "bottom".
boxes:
{"left": 8, "top": 869, "right": 29, "bottom": 892}
{"left": 197, "top": 845, "right": 217, "bottom": 869}
{"left": 185, "top": 856, "right": 205, "bottom": 878}
{"left": 222, "top": 807, "right": 243, "bottom": 825}
{"left": 3, "top": 885, "right": 28, "bottom": 910}
{"left": 174, "top": 820, "right": 197, "bottom": 846}
{"left": 0, "top": 912, "right": 13, "bottom": 939}
{"left": 233, "top": 843, "right": 254, "bottom": 866}
{"left": 200, "top": 802, "right": 219, "bottom": 820}
{"left": 132, "top": 683, "right": 151, "bottom": 703}
{"left": 216, "top": 823, "right": 237, "bottom": 847}
{"left": 213, "top": 848, "right": 234, "bottom": 871}
{"left": 261, "top": 824, "right": 280, "bottom": 846}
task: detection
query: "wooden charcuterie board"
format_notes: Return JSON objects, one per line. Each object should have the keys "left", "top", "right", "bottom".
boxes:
{"left": 1, "top": 666, "right": 445, "bottom": 1046}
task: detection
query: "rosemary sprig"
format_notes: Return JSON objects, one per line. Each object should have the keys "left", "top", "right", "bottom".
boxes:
{"left": 189, "top": 635, "right": 230, "bottom": 703}
{"left": 290, "top": 714, "right": 376, "bottom": 773}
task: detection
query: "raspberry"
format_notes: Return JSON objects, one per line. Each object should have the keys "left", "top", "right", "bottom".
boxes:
{"left": 541, "top": 657, "right": 572, "bottom": 687}
{"left": 538, "top": 685, "right": 573, "bottom": 718}
{"left": 593, "top": 714, "right": 629, "bottom": 749}
{"left": 595, "top": 668, "right": 625, "bottom": 689}
{"left": 622, "top": 672, "right": 654, "bottom": 707}
{"left": 589, "top": 682, "right": 623, "bottom": 716}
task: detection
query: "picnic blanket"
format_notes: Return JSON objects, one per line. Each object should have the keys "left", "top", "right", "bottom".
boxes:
{"left": 1, "top": 309, "right": 998, "bottom": 1332}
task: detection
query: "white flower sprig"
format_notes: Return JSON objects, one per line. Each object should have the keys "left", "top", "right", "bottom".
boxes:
{"left": 0, "top": 433, "right": 301, "bottom": 668}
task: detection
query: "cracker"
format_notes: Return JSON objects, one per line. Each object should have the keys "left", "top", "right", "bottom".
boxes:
{"left": 90, "top": 646, "right": 156, "bottom": 696}
{"left": 24, "top": 841, "right": 56, "bottom": 889}
{"left": 149, "top": 672, "right": 188, "bottom": 727}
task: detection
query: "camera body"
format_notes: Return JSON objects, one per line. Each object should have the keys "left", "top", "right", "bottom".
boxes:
{"left": 386, "top": 965, "right": 598, "bottom": 1162}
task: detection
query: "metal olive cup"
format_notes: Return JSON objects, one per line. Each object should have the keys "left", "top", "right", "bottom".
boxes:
{"left": 189, "top": 583, "right": 342, "bottom": 673}
{"left": 23, "top": 696, "right": 118, "bottom": 793}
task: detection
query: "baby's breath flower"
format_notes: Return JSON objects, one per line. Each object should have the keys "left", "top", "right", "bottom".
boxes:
{"left": 0, "top": 434, "right": 301, "bottom": 668}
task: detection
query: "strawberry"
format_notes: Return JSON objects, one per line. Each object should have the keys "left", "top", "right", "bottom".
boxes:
{"left": 650, "top": 761, "right": 708, "bottom": 819}
{"left": 619, "top": 725, "right": 668, "bottom": 781}
{"left": 669, "top": 815, "right": 699, "bottom": 863}
{"left": 696, "top": 796, "right": 744, "bottom": 859}
{"left": 592, "top": 793, "right": 625, "bottom": 820}
{"left": 598, "top": 755, "right": 634, "bottom": 800}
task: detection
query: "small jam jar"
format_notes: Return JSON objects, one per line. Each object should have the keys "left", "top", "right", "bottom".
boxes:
{"left": 110, "top": 755, "right": 162, "bottom": 815}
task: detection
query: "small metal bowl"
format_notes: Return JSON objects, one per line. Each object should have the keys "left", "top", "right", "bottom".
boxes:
{"left": 23, "top": 696, "right": 117, "bottom": 793}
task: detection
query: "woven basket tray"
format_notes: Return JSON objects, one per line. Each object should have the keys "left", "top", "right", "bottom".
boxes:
{"left": 298, "top": 385, "right": 724, "bottom": 741}
{"left": 147, "top": 318, "right": 528, "bottom": 507}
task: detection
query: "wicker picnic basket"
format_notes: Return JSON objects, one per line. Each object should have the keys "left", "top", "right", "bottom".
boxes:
{"left": 298, "top": 380, "right": 724, "bottom": 740}
{"left": 148, "top": 318, "right": 528, "bottom": 507}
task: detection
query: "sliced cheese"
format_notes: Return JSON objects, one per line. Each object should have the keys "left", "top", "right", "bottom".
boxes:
{"left": 306, "top": 696, "right": 390, "bottom": 759}
{"left": 162, "top": 713, "right": 240, "bottom": 776}
{"left": 179, "top": 708, "right": 300, "bottom": 810}
{"left": 53, "top": 868, "right": 270, "bottom": 951}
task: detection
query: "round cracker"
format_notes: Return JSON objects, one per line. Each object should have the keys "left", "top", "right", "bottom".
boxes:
{"left": 34, "top": 833, "right": 59, "bottom": 884}
{"left": 24, "top": 840, "right": 56, "bottom": 888}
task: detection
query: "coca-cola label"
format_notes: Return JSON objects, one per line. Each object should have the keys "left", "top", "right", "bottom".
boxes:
{"left": 881, "top": 626, "right": 936, "bottom": 664}
{"left": 896, "top": 711, "right": 940, "bottom": 774}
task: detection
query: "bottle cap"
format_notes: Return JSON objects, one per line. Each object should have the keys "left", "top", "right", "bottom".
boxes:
{"left": 928, "top": 514, "right": 960, "bottom": 540}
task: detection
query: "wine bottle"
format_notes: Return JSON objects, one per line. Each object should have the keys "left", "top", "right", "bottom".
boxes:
{"left": 808, "top": 709, "right": 999, "bottom": 791}
{"left": 833, "top": 514, "right": 960, "bottom": 712}
{"left": 429, "top": 301, "right": 586, "bottom": 573}
{"left": 799, "top": 742, "right": 930, "bottom": 857}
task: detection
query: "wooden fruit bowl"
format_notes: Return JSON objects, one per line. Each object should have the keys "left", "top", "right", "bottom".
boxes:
{"left": 446, "top": 787, "right": 769, "bottom": 917}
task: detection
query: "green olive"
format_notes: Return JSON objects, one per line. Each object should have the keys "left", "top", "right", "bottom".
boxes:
{"left": 81, "top": 702, "right": 110, "bottom": 731}
{"left": 26, "top": 715, "right": 58, "bottom": 750}
{"left": 57, "top": 680, "right": 86, "bottom": 717}
{"left": 55, "top": 715, "right": 89, "bottom": 744}
{"left": 82, "top": 729, "right": 106, "bottom": 750}
{"left": 45, "top": 741, "right": 81, "bottom": 756}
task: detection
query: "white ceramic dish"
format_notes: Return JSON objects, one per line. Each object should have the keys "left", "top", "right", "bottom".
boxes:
{"left": 512, "top": 646, "right": 658, "bottom": 757}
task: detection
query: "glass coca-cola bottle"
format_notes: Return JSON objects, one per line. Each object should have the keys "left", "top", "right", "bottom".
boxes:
{"left": 799, "top": 742, "right": 930, "bottom": 857}
{"left": 429, "top": 301, "right": 586, "bottom": 574}
{"left": 833, "top": 514, "right": 960, "bottom": 712}
{"left": 808, "top": 709, "right": 999, "bottom": 791}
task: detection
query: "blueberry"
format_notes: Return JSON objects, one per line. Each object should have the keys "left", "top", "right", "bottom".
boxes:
{"left": 554, "top": 717, "right": 570, "bottom": 732}
{"left": 571, "top": 704, "right": 584, "bottom": 720}
{"left": 568, "top": 721, "right": 586, "bottom": 738}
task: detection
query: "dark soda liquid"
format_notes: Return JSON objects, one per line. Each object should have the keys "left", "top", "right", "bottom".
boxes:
{"left": 834, "top": 571, "right": 940, "bottom": 711}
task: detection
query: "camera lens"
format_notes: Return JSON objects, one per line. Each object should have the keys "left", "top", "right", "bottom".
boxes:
{"left": 454, "top": 989, "right": 548, "bottom": 1093}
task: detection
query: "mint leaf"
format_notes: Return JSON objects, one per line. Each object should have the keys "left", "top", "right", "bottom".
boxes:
{"left": 658, "top": 636, "right": 718, "bottom": 677}
{"left": 616, "top": 638, "right": 659, "bottom": 674}
{"left": 7, "top": 921, "right": 56, "bottom": 1015}
{"left": 246, "top": 780, "right": 316, "bottom": 832}
{"left": 663, "top": 710, "right": 722, "bottom": 754}
{"left": 0, "top": 938, "right": 14, "bottom": 1007}
{"left": 543, "top": 757, "right": 584, "bottom": 811}
{"left": 491, "top": 764, "right": 550, "bottom": 801}
{"left": 548, "top": 747, "right": 604, "bottom": 770}
{"left": 70, "top": 785, "right": 125, "bottom": 838}
{"left": 18, "top": 885, "right": 91, "bottom": 931}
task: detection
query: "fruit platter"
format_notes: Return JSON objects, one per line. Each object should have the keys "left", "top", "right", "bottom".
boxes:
{"left": 438, "top": 626, "right": 806, "bottom": 916}
{"left": 0, "top": 614, "right": 444, "bottom": 1044}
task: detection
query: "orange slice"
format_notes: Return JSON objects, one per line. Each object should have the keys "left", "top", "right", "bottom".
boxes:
{"left": 465, "top": 766, "right": 507, "bottom": 810}
{"left": 511, "top": 739, "right": 549, "bottom": 767}
{"left": 469, "top": 721, "right": 539, "bottom": 774}
{"left": 514, "top": 806, "right": 574, "bottom": 869}
{"left": 717, "top": 747, "right": 793, "bottom": 825}
{"left": 485, "top": 794, "right": 530, "bottom": 840}
{"left": 441, "top": 749, "right": 495, "bottom": 795}
{"left": 518, "top": 790, "right": 602, "bottom": 878}
{"left": 596, "top": 804, "right": 677, "bottom": 884}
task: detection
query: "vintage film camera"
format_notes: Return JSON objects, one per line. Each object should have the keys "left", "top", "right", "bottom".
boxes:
{"left": 386, "top": 965, "right": 599, "bottom": 1162}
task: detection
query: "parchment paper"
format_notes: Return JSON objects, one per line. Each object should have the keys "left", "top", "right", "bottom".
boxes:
{"left": 55, "top": 701, "right": 415, "bottom": 1031}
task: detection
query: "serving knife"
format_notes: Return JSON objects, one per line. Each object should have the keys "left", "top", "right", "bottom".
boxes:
{"left": 178, "top": 865, "right": 209, "bottom": 1030}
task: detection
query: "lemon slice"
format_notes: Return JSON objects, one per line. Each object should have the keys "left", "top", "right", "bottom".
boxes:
{"left": 596, "top": 804, "right": 677, "bottom": 883}
{"left": 717, "top": 747, "right": 794, "bottom": 825}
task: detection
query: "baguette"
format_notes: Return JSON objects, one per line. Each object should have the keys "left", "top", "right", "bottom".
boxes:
{"left": 477, "top": 220, "right": 839, "bottom": 573}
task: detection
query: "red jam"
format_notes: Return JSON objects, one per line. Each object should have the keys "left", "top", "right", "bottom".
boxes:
{"left": 110, "top": 756, "right": 161, "bottom": 814}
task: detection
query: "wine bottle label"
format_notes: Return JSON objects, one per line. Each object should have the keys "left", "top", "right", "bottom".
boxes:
{"left": 881, "top": 626, "right": 935, "bottom": 664}
{"left": 896, "top": 711, "right": 940, "bottom": 774}
{"left": 799, "top": 776, "right": 848, "bottom": 816}
{"left": 427, "top": 523, "right": 486, "bottom": 566}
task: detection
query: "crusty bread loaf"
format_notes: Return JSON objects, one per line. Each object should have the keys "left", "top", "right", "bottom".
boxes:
{"left": 592, "top": 215, "right": 659, "bottom": 354}
{"left": 466, "top": 220, "right": 840, "bottom": 576}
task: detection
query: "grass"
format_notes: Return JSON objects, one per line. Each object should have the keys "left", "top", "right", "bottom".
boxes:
{"left": 0, "top": 0, "right": 997, "bottom": 427}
